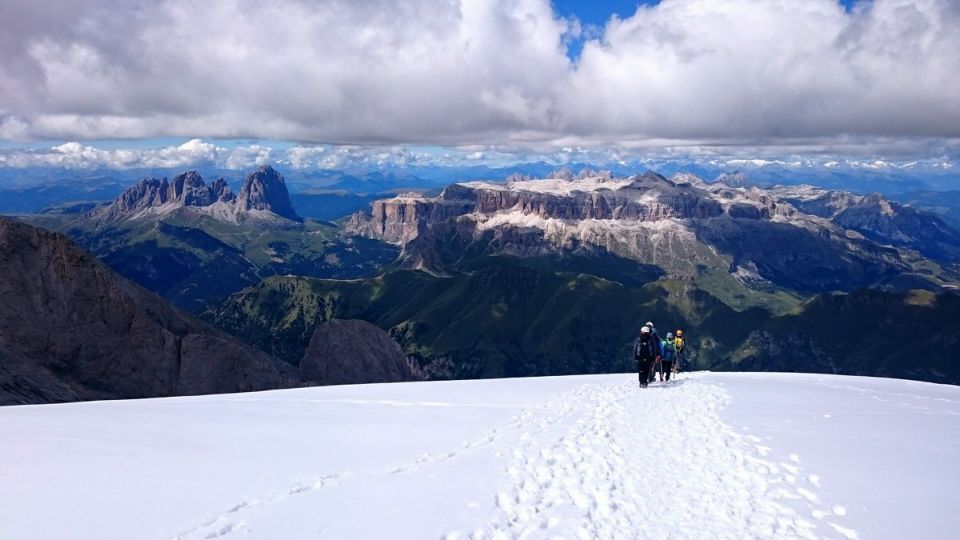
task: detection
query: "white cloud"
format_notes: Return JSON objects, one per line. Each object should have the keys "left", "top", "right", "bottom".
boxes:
{"left": 0, "top": 0, "right": 957, "bottom": 150}
{"left": 2, "top": 138, "right": 956, "bottom": 176}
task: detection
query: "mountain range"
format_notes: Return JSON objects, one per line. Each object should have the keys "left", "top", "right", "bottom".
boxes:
{"left": 346, "top": 172, "right": 959, "bottom": 297}
{"left": 91, "top": 165, "right": 300, "bottom": 224}
{"left": 0, "top": 214, "right": 417, "bottom": 405}
{"left": 211, "top": 171, "right": 960, "bottom": 384}
{"left": 21, "top": 166, "right": 399, "bottom": 311}
{"left": 4, "top": 168, "right": 959, "bottom": 404}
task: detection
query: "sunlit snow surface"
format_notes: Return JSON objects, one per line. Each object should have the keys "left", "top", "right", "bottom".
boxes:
{"left": 1, "top": 373, "right": 957, "bottom": 539}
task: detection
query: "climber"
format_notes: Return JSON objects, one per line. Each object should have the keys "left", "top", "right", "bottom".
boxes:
{"left": 644, "top": 321, "right": 662, "bottom": 383}
{"left": 634, "top": 325, "right": 661, "bottom": 388}
{"left": 660, "top": 332, "right": 677, "bottom": 382}
{"left": 674, "top": 328, "right": 687, "bottom": 375}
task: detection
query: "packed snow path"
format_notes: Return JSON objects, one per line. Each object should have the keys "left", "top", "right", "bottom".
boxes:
{"left": 461, "top": 378, "right": 855, "bottom": 540}
{"left": 1, "top": 373, "right": 957, "bottom": 539}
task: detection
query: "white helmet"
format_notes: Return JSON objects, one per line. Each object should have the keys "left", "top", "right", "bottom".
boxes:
{"left": 640, "top": 326, "right": 651, "bottom": 334}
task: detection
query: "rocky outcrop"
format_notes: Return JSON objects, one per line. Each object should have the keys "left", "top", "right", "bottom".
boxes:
{"left": 345, "top": 191, "right": 475, "bottom": 244}
{"left": 96, "top": 171, "right": 234, "bottom": 222}
{"left": 0, "top": 217, "right": 300, "bottom": 404}
{"left": 236, "top": 165, "right": 301, "bottom": 221}
{"left": 178, "top": 172, "right": 234, "bottom": 205}
{"left": 0, "top": 345, "right": 82, "bottom": 405}
{"left": 300, "top": 319, "right": 421, "bottom": 385}
{"left": 92, "top": 166, "right": 299, "bottom": 224}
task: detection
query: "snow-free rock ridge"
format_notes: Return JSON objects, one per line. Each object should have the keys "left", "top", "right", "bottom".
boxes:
{"left": 92, "top": 165, "right": 301, "bottom": 224}
{"left": 345, "top": 172, "right": 960, "bottom": 291}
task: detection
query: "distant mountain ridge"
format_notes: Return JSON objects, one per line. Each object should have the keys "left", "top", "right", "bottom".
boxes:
{"left": 345, "top": 171, "right": 960, "bottom": 294}
{"left": 771, "top": 185, "right": 960, "bottom": 262}
{"left": 12, "top": 166, "right": 399, "bottom": 312}
{"left": 92, "top": 165, "right": 300, "bottom": 224}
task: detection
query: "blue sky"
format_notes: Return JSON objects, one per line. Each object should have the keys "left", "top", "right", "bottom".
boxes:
{"left": 554, "top": 0, "right": 645, "bottom": 27}
{"left": 554, "top": 0, "right": 863, "bottom": 60}
{"left": 553, "top": 0, "right": 643, "bottom": 60}
{"left": 554, "top": 0, "right": 861, "bottom": 23}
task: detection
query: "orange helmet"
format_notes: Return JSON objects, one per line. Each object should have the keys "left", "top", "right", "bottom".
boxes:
{"left": 676, "top": 329, "right": 684, "bottom": 337}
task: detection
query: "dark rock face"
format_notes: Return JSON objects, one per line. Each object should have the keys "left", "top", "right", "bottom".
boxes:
{"left": 236, "top": 165, "right": 301, "bottom": 221}
{"left": 0, "top": 345, "right": 81, "bottom": 405}
{"left": 300, "top": 319, "right": 420, "bottom": 385}
{"left": 0, "top": 217, "right": 300, "bottom": 404}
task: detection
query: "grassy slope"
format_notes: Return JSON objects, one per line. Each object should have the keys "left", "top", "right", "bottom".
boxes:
{"left": 21, "top": 210, "right": 399, "bottom": 311}
{"left": 209, "top": 257, "right": 769, "bottom": 377}
{"left": 210, "top": 254, "right": 960, "bottom": 384}
{"left": 726, "top": 289, "right": 960, "bottom": 384}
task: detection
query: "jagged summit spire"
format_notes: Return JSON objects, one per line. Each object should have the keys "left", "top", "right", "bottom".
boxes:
{"left": 236, "top": 165, "right": 301, "bottom": 222}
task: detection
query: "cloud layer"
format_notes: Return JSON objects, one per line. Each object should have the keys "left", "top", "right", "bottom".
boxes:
{"left": 1, "top": 0, "right": 959, "bottom": 148}
{"left": 1, "top": 138, "right": 954, "bottom": 176}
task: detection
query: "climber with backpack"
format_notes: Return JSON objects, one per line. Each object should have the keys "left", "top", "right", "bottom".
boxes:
{"left": 634, "top": 325, "right": 661, "bottom": 388}
{"left": 674, "top": 329, "right": 687, "bottom": 376}
{"left": 644, "top": 321, "right": 662, "bottom": 384}
{"left": 660, "top": 332, "right": 677, "bottom": 382}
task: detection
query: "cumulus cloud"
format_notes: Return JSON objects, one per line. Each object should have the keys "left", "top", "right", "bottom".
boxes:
{"left": 0, "top": 139, "right": 271, "bottom": 169}
{"left": 0, "top": 0, "right": 958, "bottom": 150}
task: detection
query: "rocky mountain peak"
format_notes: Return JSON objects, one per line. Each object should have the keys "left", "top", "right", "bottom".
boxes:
{"left": 626, "top": 171, "right": 672, "bottom": 189}
{"left": 112, "top": 177, "right": 170, "bottom": 214}
{"left": 209, "top": 177, "right": 235, "bottom": 203}
{"left": 715, "top": 171, "right": 751, "bottom": 187}
{"left": 300, "top": 319, "right": 421, "bottom": 385}
{"left": 170, "top": 171, "right": 215, "bottom": 206}
{"left": 93, "top": 166, "right": 298, "bottom": 224}
{"left": 236, "top": 165, "right": 301, "bottom": 221}
{"left": 859, "top": 193, "right": 896, "bottom": 216}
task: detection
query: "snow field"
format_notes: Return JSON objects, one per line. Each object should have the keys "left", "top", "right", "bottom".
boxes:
{"left": 451, "top": 375, "right": 856, "bottom": 540}
{"left": 1, "top": 372, "right": 956, "bottom": 539}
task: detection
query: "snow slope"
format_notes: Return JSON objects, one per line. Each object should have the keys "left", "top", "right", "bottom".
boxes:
{"left": 1, "top": 373, "right": 957, "bottom": 539}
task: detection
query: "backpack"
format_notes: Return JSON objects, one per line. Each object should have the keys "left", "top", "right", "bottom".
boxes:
{"left": 635, "top": 335, "right": 654, "bottom": 360}
{"left": 661, "top": 339, "right": 676, "bottom": 361}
